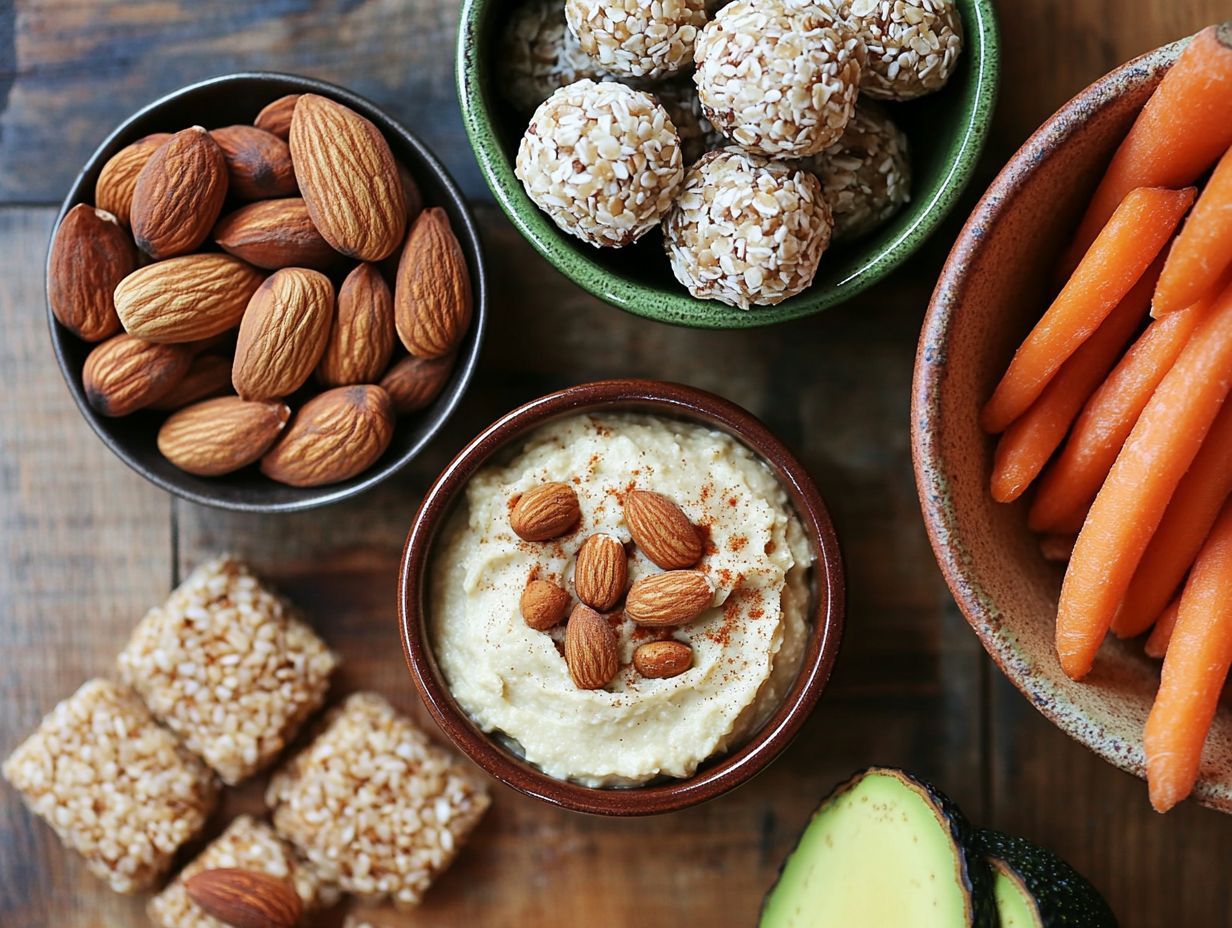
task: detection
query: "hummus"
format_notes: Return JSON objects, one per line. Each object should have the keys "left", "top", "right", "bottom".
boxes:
{"left": 430, "top": 413, "right": 813, "bottom": 786}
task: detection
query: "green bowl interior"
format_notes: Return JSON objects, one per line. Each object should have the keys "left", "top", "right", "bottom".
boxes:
{"left": 458, "top": 0, "right": 1000, "bottom": 329}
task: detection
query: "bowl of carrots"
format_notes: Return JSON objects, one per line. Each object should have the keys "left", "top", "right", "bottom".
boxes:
{"left": 915, "top": 23, "right": 1232, "bottom": 814}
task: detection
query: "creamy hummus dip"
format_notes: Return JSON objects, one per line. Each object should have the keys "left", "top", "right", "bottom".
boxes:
{"left": 430, "top": 413, "right": 813, "bottom": 786}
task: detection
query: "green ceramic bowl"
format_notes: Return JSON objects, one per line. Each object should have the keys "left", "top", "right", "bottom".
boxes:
{"left": 457, "top": 0, "right": 999, "bottom": 329}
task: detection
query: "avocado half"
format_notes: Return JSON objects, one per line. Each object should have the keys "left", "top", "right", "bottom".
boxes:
{"left": 760, "top": 767, "right": 997, "bottom": 928}
{"left": 978, "top": 830, "right": 1117, "bottom": 928}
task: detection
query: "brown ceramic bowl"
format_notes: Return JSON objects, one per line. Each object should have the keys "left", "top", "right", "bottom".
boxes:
{"left": 399, "top": 380, "right": 844, "bottom": 815}
{"left": 914, "top": 37, "right": 1232, "bottom": 811}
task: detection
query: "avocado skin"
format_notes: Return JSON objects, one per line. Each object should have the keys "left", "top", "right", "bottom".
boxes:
{"left": 978, "top": 830, "right": 1118, "bottom": 928}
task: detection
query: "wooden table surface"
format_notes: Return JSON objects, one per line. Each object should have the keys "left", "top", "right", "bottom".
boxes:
{"left": 2, "top": 1, "right": 1230, "bottom": 925}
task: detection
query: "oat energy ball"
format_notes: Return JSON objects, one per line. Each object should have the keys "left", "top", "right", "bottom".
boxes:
{"left": 565, "top": 0, "right": 707, "bottom": 80}
{"left": 516, "top": 79, "right": 684, "bottom": 247}
{"left": 655, "top": 81, "right": 725, "bottom": 166}
{"left": 498, "top": 0, "right": 608, "bottom": 112}
{"left": 802, "top": 102, "right": 911, "bottom": 242}
{"left": 3, "top": 679, "right": 217, "bottom": 893}
{"left": 848, "top": 0, "right": 964, "bottom": 100}
{"left": 117, "top": 557, "right": 338, "bottom": 785}
{"left": 148, "top": 815, "right": 337, "bottom": 928}
{"left": 694, "top": 0, "right": 865, "bottom": 158}
{"left": 664, "top": 149, "right": 833, "bottom": 309}
{"left": 266, "top": 692, "right": 491, "bottom": 908}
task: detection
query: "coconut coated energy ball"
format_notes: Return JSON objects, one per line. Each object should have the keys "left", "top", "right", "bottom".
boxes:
{"left": 498, "top": 0, "right": 609, "bottom": 113}
{"left": 693, "top": 0, "right": 865, "bottom": 158}
{"left": 847, "top": 0, "right": 964, "bottom": 100}
{"left": 565, "top": 0, "right": 708, "bottom": 81}
{"left": 516, "top": 79, "right": 685, "bottom": 248}
{"left": 663, "top": 149, "right": 833, "bottom": 309}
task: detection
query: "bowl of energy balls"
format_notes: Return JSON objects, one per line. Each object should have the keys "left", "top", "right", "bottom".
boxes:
{"left": 458, "top": 0, "right": 999, "bottom": 327}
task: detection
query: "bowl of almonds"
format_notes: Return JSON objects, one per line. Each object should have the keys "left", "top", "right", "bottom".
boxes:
{"left": 399, "top": 379, "right": 845, "bottom": 814}
{"left": 46, "top": 72, "right": 486, "bottom": 511}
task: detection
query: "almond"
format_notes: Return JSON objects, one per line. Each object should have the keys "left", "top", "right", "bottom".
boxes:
{"left": 394, "top": 208, "right": 473, "bottom": 359}
{"left": 317, "top": 263, "right": 394, "bottom": 387}
{"left": 254, "top": 94, "right": 300, "bottom": 140}
{"left": 289, "top": 94, "right": 406, "bottom": 261}
{"left": 130, "top": 127, "right": 229, "bottom": 259}
{"left": 260, "top": 385, "right": 394, "bottom": 487}
{"left": 378, "top": 354, "right": 455, "bottom": 415}
{"left": 149, "top": 353, "right": 234, "bottom": 411}
{"left": 94, "top": 133, "right": 172, "bottom": 227}
{"left": 623, "top": 490, "right": 702, "bottom": 569}
{"left": 232, "top": 268, "right": 334, "bottom": 401}
{"left": 396, "top": 159, "right": 425, "bottom": 225}
{"left": 564, "top": 604, "right": 619, "bottom": 690}
{"left": 210, "top": 125, "right": 298, "bottom": 201}
{"left": 574, "top": 533, "right": 628, "bottom": 611}
{"left": 114, "top": 254, "right": 264, "bottom": 343}
{"left": 184, "top": 868, "right": 302, "bottom": 928}
{"left": 624, "top": 571, "right": 714, "bottom": 627}
{"left": 633, "top": 640, "right": 693, "bottom": 679}
{"left": 82, "top": 334, "right": 192, "bottom": 416}
{"left": 158, "top": 396, "right": 290, "bottom": 476}
{"left": 47, "top": 204, "right": 136, "bottom": 342}
{"left": 213, "top": 198, "right": 339, "bottom": 271}
{"left": 510, "top": 482, "right": 581, "bottom": 542}
{"left": 521, "top": 579, "right": 571, "bottom": 631}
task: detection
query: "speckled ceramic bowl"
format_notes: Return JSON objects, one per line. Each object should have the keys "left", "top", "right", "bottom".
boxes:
{"left": 914, "top": 37, "right": 1232, "bottom": 812}
{"left": 458, "top": 0, "right": 999, "bottom": 329}
{"left": 399, "top": 380, "right": 844, "bottom": 815}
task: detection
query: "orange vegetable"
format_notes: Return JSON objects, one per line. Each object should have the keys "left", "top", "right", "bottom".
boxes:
{"left": 1056, "top": 275, "right": 1232, "bottom": 680}
{"left": 1144, "top": 497, "right": 1232, "bottom": 812}
{"left": 982, "top": 187, "right": 1194, "bottom": 434}
{"left": 1039, "top": 534, "right": 1076, "bottom": 563}
{"left": 1153, "top": 145, "right": 1232, "bottom": 316}
{"left": 1144, "top": 597, "right": 1180, "bottom": 660}
{"left": 1060, "top": 23, "right": 1232, "bottom": 276}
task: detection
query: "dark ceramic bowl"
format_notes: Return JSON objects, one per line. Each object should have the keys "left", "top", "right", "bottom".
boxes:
{"left": 913, "top": 38, "right": 1232, "bottom": 811}
{"left": 48, "top": 72, "right": 487, "bottom": 513}
{"left": 457, "top": 0, "right": 999, "bottom": 329}
{"left": 399, "top": 380, "right": 844, "bottom": 815}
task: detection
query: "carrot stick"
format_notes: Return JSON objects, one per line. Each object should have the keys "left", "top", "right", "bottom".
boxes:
{"left": 1153, "top": 145, "right": 1232, "bottom": 315}
{"left": 1112, "top": 396, "right": 1232, "bottom": 638}
{"left": 1028, "top": 298, "right": 1206, "bottom": 533}
{"left": 1056, "top": 275, "right": 1232, "bottom": 680}
{"left": 1144, "top": 596, "right": 1181, "bottom": 659}
{"left": 989, "top": 257, "right": 1155, "bottom": 502}
{"left": 982, "top": 187, "right": 1194, "bottom": 434}
{"left": 1040, "top": 534, "right": 1077, "bottom": 563}
{"left": 1059, "top": 23, "right": 1232, "bottom": 276}
{"left": 1144, "top": 497, "right": 1232, "bottom": 812}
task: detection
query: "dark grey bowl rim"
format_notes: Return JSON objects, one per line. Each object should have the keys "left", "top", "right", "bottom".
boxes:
{"left": 47, "top": 71, "right": 488, "bottom": 513}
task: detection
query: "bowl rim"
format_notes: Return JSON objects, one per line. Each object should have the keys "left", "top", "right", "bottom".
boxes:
{"left": 398, "top": 379, "right": 845, "bottom": 815}
{"left": 47, "top": 71, "right": 489, "bottom": 514}
{"left": 455, "top": 0, "right": 1001, "bottom": 330}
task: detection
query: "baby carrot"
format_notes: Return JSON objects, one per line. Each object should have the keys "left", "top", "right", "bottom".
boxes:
{"left": 982, "top": 186, "right": 1194, "bottom": 434}
{"left": 1056, "top": 275, "right": 1232, "bottom": 680}
{"left": 1144, "top": 597, "right": 1180, "bottom": 660}
{"left": 1144, "top": 497, "right": 1232, "bottom": 813}
{"left": 1153, "top": 145, "right": 1232, "bottom": 316}
{"left": 1060, "top": 23, "right": 1232, "bottom": 276}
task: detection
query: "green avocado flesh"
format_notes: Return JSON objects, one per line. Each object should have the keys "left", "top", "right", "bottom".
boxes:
{"left": 760, "top": 771, "right": 974, "bottom": 927}
{"left": 992, "top": 867, "right": 1040, "bottom": 928}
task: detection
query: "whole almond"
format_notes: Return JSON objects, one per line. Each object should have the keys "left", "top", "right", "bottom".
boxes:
{"left": 130, "top": 127, "right": 229, "bottom": 259}
{"left": 261, "top": 385, "right": 394, "bottom": 487}
{"left": 574, "top": 533, "right": 628, "bottom": 611}
{"left": 233, "top": 268, "right": 334, "bottom": 401}
{"left": 379, "top": 354, "right": 455, "bottom": 415}
{"left": 94, "top": 133, "right": 172, "bottom": 227}
{"left": 213, "top": 198, "right": 339, "bottom": 271}
{"left": 254, "top": 94, "right": 301, "bottom": 140}
{"left": 633, "top": 640, "right": 693, "bottom": 679}
{"left": 624, "top": 490, "right": 703, "bottom": 570}
{"left": 564, "top": 604, "right": 619, "bottom": 690}
{"left": 184, "top": 868, "right": 302, "bottom": 928}
{"left": 624, "top": 571, "right": 715, "bottom": 627}
{"left": 317, "top": 263, "right": 394, "bottom": 387}
{"left": 289, "top": 94, "right": 406, "bottom": 261}
{"left": 149, "top": 353, "right": 234, "bottom": 411}
{"left": 394, "top": 208, "right": 473, "bottom": 359}
{"left": 83, "top": 334, "right": 192, "bottom": 416}
{"left": 510, "top": 482, "right": 581, "bottom": 542}
{"left": 114, "top": 254, "right": 264, "bottom": 343}
{"left": 47, "top": 204, "right": 136, "bottom": 342}
{"left": 396, "top": 159, "right": 424, "bottom": 225}
{"left": 210, "top": 125, "right": 298, "bottom": 201}
{"left": 158, "top": 396, "right": 291, "bottom": 476}
{"left": 521, "top": 579, "right": 571, "bottom": 631}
